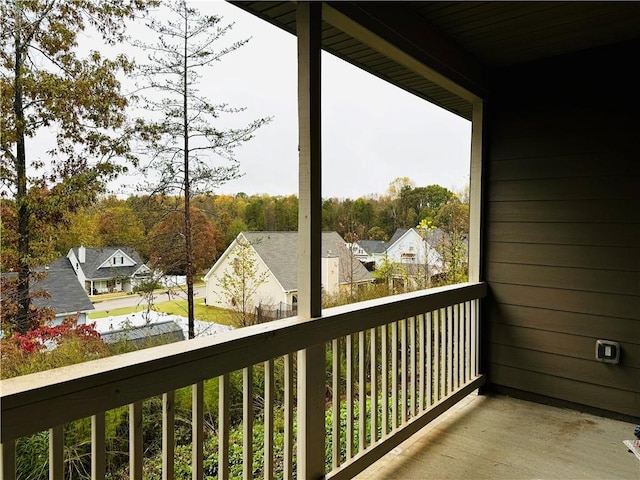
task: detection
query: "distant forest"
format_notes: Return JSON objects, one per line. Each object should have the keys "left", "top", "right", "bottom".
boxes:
{"left": 1, "top": 179, "right": 468, "bottom": 276}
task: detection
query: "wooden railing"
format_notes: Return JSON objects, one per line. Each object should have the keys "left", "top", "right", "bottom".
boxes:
{"left": 1, "top": 282, "right": 486, "bottom": 479}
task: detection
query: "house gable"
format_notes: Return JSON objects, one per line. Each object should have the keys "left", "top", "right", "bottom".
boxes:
{"left": 204, "top": 233, "right": 287, "bottom": 308}
{"left": 97, "top": 249, "right": 137, "bottom": 270}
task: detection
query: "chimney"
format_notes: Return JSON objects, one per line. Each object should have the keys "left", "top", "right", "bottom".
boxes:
{"left": 321, "top": 255, "right": 340, "bottom": 296}
{"left": 78, "top": 245, "right": 86, "bottom": 263}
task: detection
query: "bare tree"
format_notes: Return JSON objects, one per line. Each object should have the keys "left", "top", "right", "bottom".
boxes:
{"left": 134, "top": 0, "right": 271, "bottom": 338}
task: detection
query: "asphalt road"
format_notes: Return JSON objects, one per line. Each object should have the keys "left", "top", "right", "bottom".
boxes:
{"left": 91, "top": 286, "right": 206, "bottom": 312}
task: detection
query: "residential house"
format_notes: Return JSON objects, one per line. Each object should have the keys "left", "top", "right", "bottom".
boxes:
{"left": 203, "top": 231, "right": 373, "bottom": 313}
{"left": 3, "top": 4, "right": 639, "bottom": 479}
{"left": 352, "top": 239, "right": 386, "bottom": 269}
{"left": 67, "top": 245, "right": 151, "bottom": 295}
{"left": 23, "top": 257, "right": 95, "bottom": 325}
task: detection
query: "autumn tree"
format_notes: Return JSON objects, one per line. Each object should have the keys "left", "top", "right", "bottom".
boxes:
{"left": 0, "top": 0, "right": 152, "bottom": 333}
{"left": 134, "top": 0, "right": 271, "bottom": 338}
{"left": 148, "top": 206, "right": 222, "bottom": 276}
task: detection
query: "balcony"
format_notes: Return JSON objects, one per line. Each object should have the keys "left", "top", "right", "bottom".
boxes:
{"left": 356, "top": 393, "right": 639, "bottom": 480}
{"left": 2, "top": 282, "right": 487, "bottom": 479}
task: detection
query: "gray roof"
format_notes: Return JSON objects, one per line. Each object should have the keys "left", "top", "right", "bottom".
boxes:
{"left": 99, "top": 320, "right": 185, "bottom": 346}
{"left": 240, "top": 231, "right": 373, "bottom": 291}
{"left": 388, "top": 227, "right": 445, "bottom": 249}
{"left": 72, "top": 246, "right": 145, "bottom": 280}
{"left": 32, "top": 257, "right": 94, "bottom": 316}
{"left": 357, "top": 240, "right": 387, "bottom": 255}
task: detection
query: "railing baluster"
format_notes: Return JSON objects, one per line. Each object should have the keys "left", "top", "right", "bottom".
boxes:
{"left": 370, "top": 327, "right": 377, "bottom": 444}
{"left": 358, "top": 330, "right": 366, "bottom": 453}
{"left": 381, "top": 324, "right": 388, "bottom": 437}
{"left": 130, "top": 402, "right": 143, "bottom": 480}
{"left": 346, "top": 334, "right": 354, "bottom": 460}
{"left": 391, "top": 321, "right": 398, "bottom": 430}
{"left": 283, "top": 354, "right": 294, "bottom": 480}
{"left": 264, "top": 359, "right": 274, "bottom": 480}
{"left": 192, "top": 382, "right": 204, "bottom": 479}
{"left": 453, "top": 304, "right": 460, "bottom": 391}
{"left": 219, "top": 374, "right": 230, "bottom": 480}
{"left": 409, "top": 316, "right": 416, "bottom": 419}
{"left": 49, "top": 425, "right": 63, "bottom": 480}
{"left": 426, "top": 311, "right": 433, "bottom": 407}
{"left": 243, "top": 366, "right": 253, "bottom": 480}
{"left": 1, "top": 441, "right": 16, "bottom": 480}
{"left": 92, "top": 412, "right": 106, "bottom": 480}
{"left": 418, "top": 314, "right": 425, "bottom": 413}
{"left": 464, "top": 302, "right": 473, "bottom": 383}
{"left": 459, "top": 303, "right": 465, "bottom": 387}
{"left": 401, "top": 319, "right": 408, "bottom": 425}
{"left": 332, "top": 339, "right": 340, "bottom": 469}
{"left": 162, "top": 392, "right": 174, "bottom": 480}
{"left": 472, "top": 299, "right": 478, "bottom": 376}
{"left": 447, "top": 306, "right": 453, "bottom": 395}
{"left": 440, "top": 308, "right": 446, "bottom": 400}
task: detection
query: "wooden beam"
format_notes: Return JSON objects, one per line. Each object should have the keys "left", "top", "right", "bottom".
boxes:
{"left": 296, "top": 2, "right": 325, "bottom": 478}
{"left": 323, "top": 2, "right": 486, "bottom": 103}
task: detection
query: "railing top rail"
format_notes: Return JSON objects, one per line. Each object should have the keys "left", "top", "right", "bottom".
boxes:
{"left": 1, "top": 281, "right": 486, "bottom": 442}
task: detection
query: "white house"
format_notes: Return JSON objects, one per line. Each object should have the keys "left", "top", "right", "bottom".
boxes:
{"left": 203, "top": 231, "right": 373, "bottom": 314}
{"left": 379, "top": 228, "right": 445, "bottom": 288}
{"left": 67, "top": 246, "right": 152, "bottom": 295}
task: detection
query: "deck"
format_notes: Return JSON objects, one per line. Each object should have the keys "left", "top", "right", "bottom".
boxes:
{"left": 356, "top": 393, "right": 640, "bottom": 480}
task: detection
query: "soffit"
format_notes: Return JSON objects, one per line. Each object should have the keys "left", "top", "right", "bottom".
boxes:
{"left": 230, "top": 2, "right": 640, "bottom": 120}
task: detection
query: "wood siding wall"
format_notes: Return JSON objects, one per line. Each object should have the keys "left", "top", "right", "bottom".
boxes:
{"left": 484, "top": 41, "right": 639, "bottom": 418}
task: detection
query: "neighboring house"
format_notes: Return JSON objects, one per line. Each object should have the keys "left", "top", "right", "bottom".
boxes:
{"left": 203, "top": 231, "right": 373, "bottom": 312}
{"left": 381, "top": 227, "right": 445, "bottom": 288}
{"left": 67, "top": 245, "right": 152, "bottom": 295}
{"left": 352, "top": 239, "right": 387, "bottom": 270}
{"left": 32, "top": 257, "right": 95, "bottom": 325}
{"left": 385, "top": 227, "right": 443, "bottom": 266}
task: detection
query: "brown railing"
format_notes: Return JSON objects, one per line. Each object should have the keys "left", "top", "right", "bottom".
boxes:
{"left": 1, "top": 282, "right": 486, "bottom": 479}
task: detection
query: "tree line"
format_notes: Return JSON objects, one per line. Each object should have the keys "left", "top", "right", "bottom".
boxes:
{"left": 0, "top": 177, "right": 466, "bottom": 277}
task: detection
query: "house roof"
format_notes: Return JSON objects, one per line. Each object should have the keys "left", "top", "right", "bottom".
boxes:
{"left": 240, "top": 231, "right": 373, "bottom": 291}
{"left": 388, "top": 227, "right": 444, "bottom": 249}
{"left": 32, "top": 257, "right": 94, "bottom": 316}
{"left": 99, "top": 320, "right": 185, "bottom": 345}
{"left": 231, "top": 2, "right": 640, "bottom": 120}
{"left": 357, "top": 239, "right": 387, "bottom": 255}
{"left": 71, "top": 246, "right": 146, "bottom": 280}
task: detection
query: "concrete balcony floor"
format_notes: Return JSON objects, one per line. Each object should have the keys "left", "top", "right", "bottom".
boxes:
{"left": 355, "top": 393, "right": 639, "bottom": 480}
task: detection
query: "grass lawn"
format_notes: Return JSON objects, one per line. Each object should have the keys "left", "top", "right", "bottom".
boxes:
{"left": 88, "top": 298, "right": 235, "bottom": 327}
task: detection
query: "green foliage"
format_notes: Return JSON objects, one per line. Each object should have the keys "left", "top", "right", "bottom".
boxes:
{"left": 214, "top": 236, "right": 269, "bottom": 327}
{"left": 1, "top": 0, "right": 155, "bottom": 333}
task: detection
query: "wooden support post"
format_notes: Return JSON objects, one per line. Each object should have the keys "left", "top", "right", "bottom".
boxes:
{"left": 129, "top": 402, "right": 142, "bottom": 480}
{"left": 297, "top": 2, "right": 325, "bottom": 478}
{"left": 1, "top": 441, "right": 16, "bottom": 480}
{"left": 162, "top": 391, "right": 175, "bottom": 480}
{"left": 92, "top": 413, "right": 106, "bottom": 480}
{"left": 49, "top": 425, "right": 63, "bottom": 480}
{"left": 192, "top": 382, "right": 204, "bottom": 479}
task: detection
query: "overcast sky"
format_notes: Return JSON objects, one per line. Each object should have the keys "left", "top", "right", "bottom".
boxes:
{"left": 37, "top": 1, "right": 472, "bottom": 200}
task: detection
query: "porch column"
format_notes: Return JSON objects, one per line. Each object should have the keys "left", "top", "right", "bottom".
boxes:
{"left": 296, "top": 2, "right": 325, "bottom": 479}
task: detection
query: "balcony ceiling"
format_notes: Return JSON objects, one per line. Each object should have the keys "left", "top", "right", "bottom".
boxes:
{"left": 230, "top": 1, "right": 640, "bottom": 119}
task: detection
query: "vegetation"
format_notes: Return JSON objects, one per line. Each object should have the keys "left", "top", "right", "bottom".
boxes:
{"left": 133, "top": 0, "right": 271, "bottom": 338}
{"left": 0, "top": 0, "right": 155, "bottom": 333}
{"left": 214, "top": 236, "right": 269, "bottom": 327}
